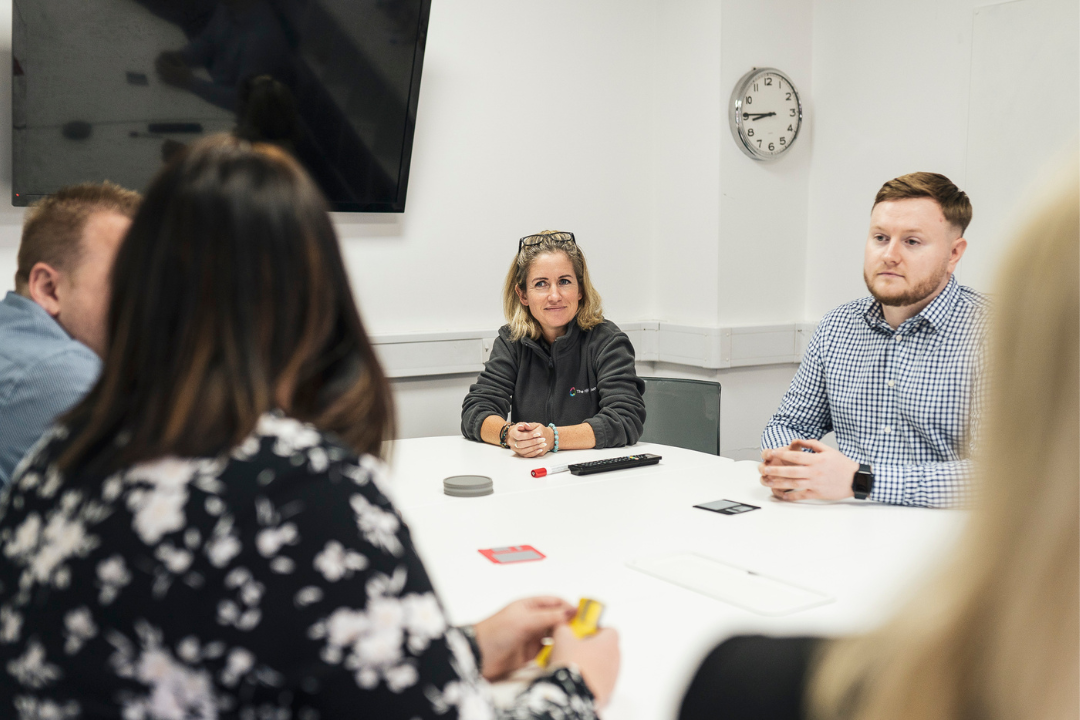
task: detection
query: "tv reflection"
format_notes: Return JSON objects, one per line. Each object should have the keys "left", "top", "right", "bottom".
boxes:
{"left": 139, "top": 0, "right": 416, "bottom": 208}
{"left": 154, "top": 0, "right": 294, "bottom": 114}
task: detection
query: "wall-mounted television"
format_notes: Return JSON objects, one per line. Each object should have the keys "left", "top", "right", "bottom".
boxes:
{"left": 13, "top": 0, "right": 431, "bottom": 212}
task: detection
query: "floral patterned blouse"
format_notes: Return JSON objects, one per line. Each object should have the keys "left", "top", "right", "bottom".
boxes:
{"left": 0, "top": 414, "right": 597, "bottom": 719}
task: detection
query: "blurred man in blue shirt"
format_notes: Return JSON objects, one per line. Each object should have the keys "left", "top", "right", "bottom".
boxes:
{"left": 0, "top": 183, "right": 140, "bottom": 485}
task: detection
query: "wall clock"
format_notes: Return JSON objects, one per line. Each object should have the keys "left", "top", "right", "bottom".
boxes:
{"left": 728, "top": 67, "right": 803, "bottom": 161}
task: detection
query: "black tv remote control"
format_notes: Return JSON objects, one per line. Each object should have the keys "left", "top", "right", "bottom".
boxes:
{"left": 568, "top": 453, "right": 662, "bottom": 475}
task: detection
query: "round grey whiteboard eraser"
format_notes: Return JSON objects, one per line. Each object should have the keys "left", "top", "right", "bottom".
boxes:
{"left": 443, "top": 475, "right": 493, "bottom": 497}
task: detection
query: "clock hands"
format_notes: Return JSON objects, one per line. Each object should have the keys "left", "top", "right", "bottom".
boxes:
{"left": 743, "top": 112, "right": 777, "bottom": 121}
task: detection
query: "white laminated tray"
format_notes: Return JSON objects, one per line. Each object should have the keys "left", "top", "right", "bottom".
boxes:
{"left": 628, "top": 552, "right": 834, "bottom": 616}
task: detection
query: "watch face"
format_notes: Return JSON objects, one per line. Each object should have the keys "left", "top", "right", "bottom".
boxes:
{"left": 729, "top": 68, "right": 802, "bottom": 160}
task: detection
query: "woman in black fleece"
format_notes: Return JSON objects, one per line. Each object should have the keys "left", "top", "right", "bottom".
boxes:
{"left": 461, "top": 231, "right": 646, "bottom": 457}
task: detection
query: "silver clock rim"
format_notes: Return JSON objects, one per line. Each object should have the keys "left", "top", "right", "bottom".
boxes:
{"left": 728, "top": 66, "right": 803, "bottom": 161}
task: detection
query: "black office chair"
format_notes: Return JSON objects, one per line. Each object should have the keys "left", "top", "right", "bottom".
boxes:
{"left": 639, "top": 377, "right": 722, "bottom": 455}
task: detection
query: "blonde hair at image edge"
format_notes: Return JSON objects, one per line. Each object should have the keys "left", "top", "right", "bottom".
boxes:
{"left": 808, "top": 177, "right": 1079, "bottom": 720}
{"left": 502, "top": 231, "right": 604, "bottom": 342}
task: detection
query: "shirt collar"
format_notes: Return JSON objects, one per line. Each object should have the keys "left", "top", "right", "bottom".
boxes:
{"left": 862, "top": 275, "right": 961, "bottom": 335}
{"left": 2, "top": 291, "right": 71, "bottom": 340}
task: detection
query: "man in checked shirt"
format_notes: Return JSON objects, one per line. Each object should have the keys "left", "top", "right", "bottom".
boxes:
{"left": 759, "top": 172, "right": 990, "bottom": 508}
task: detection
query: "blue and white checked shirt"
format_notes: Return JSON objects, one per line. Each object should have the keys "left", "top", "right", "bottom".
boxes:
{"left": 0, "top": 291, "right": 100, "bottom": 487}
{"left": 762, "top": 276, "right": 990, "bottom": 508}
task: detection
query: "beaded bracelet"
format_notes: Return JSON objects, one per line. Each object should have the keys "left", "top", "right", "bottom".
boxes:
{"left": 548, "top": 423, "right": 559, "bottom": 452}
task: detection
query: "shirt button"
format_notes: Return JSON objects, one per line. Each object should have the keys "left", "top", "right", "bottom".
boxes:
{"left": 886, "top": 380, "right": 895, "bottom": 388}
{"left": 883, "top": 426, "right": 892, "bottom": 434}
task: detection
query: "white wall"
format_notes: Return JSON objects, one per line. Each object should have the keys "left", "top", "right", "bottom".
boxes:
{"left": 805, "top": 0, "right": 1079, "bottom": 318}
{"left": 718, "top": 0, "right": 812, "bottom": 327}
{"left": 338, "top": 0, "right": 657, "bottom": 337}
{"left": 1, "top": 0, "right": 1077, "bottom": 455}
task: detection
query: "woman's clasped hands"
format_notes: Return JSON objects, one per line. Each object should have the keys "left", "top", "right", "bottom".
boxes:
{"left": 506, "top": 422, "right": 555, "bottom": 458}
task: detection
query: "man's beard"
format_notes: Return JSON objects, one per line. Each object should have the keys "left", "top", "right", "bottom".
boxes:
{"left": 864, "top": 262, "right": 949, "bottom": 307}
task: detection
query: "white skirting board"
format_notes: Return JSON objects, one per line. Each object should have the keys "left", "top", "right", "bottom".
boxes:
{"left": 370, "top": 321, "right": 818, "bottom": 378}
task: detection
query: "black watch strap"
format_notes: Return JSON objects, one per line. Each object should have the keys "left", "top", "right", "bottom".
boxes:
{"left": 852, "top": 463, "right": 874, "bottom": 500}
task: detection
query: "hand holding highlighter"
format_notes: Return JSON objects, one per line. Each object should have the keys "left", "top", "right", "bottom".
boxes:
{"left": 536, "top": 597, "right": 604, "bottom": 667}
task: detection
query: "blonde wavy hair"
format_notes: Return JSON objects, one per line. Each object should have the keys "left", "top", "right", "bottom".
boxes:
{"left": 809, "top": 175, "right": 1079, "bottom": 720}
{"left": 502, "top": 231, "right": 604, "bottom": 342}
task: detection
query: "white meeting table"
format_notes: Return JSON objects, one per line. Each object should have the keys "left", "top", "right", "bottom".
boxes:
{"left": 385, "top": 438, "right": 967, "bottom": 720}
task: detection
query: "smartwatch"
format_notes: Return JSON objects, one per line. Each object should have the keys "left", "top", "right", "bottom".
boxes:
{"left": 498, "top": 421, "right": 513, "bottom": 449}
{"left": 852, "top": 463, "right": 874, "bottom": 500}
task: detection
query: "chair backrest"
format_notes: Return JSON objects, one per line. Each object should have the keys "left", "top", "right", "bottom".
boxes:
{"left": 639, "top": 377, "right": 722, "bottom": 455}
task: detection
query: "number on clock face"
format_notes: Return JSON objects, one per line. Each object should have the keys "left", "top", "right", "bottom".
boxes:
{"left": 735, "top": 70, "right": 801, "bottom": 159}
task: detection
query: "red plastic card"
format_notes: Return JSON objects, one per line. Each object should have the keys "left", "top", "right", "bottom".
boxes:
{"left": 479, "top": 545, "right": 546, "bottom": 564}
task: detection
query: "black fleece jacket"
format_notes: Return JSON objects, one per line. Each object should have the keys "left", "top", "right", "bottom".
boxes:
{"left": 460, "top": 319, "right": 646, "bottom": 449}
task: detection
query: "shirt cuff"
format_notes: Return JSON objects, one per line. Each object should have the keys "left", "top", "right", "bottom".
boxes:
{"left": 458, "top": 624, "right": 482, "bottom": 667}
{"left": 584, "top": 417, "right": 608, "bottom": 449}
{"left": 534, "top": 663, "right": 595, "bottom": 704}
{"left": 761, "top": 426, "right": 802, "bottom": 449}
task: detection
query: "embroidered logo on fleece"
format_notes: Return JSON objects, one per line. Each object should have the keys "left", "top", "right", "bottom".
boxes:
{"left": 569, "top": 386, "right": 597, "bottom": 397}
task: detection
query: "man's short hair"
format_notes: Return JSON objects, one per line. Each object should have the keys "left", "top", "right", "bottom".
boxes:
{"left": 15, "top": 182, "right": 142, "bottom": 293}
{"left": 874, "top": 172, "right": 972, "bottom": 234}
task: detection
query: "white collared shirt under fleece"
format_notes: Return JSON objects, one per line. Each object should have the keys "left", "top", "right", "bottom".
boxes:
{"left": 761, "top": 276, "right": 991, "bottom": 508}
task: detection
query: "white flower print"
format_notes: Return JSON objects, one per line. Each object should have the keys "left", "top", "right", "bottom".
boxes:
{"left": 219, "top": 648, "right": 255, "bottom": 687}
{"left": 0, "top": 412, "right": 600, "bottom": 720}
{"left": 38, "top": 467, "right": 63, "bottom": 499}
{"left": 205, "top": 517, "right": 241, "bottom": 568}
{"left": 176, "top": 637, "right": 200, "bottom": 664}
{"left": 120, "top": 457, "right": 204, "bottom": 546}
{"left": 312, "top": 572, "right": 451, "bottom": 694}
{"left": 256, "top": 414, "right": 322, "bottom": 457}
{"left": 217, "top": 570, "right": 263, "bottom": 632}
{"left": 18, "top": 471, "right": 41, "bottom": 492}
{"left": 63, "top": 607, "right": 98, "bottom": 655}
{"left": 3, "top": 496, "right": 102, "bottom": 593}
{"left": 307, "top": 446, "right": 329, "bottom": 473}
{"left": 1, "top": 605, "right": 23, "bottom": 644}
{"left": 231, "top": 434, "right": 261, "bottom": 461}
{"left": 426, "top": 680, "right": 496, "bottom": 720}
{"left": 126, "top": 487, "right": 187, "bottom": 546}
{"left": 384, "top": 662, "right": 419, "bottom": 693}
{"left": 125, "top": 457, "right": 195, "bottom": 491}
{"left": 204, "top": 496, "right": 225, "bottom": 517}
{"left": 97, "top": 555, "right": 132, "bottom": 605}
{"left": 269, "top": 557, "right": 295, "bottom": 574}
{"left": 5, "top": 513, "right": 42, "bottom": 559}
{"left": 13, "top": 695, "right": 80, "bottom": 720}
{"left": 402, "top": 593, "right": 447, "bottom": 653}
{"left": 313, "top": 540, "right": 369, "bottom": 582}
{"left": 445, "top": 627, "right": 480, "bottom": 679}
{"left": 7, "top": 640, "right": 61, "bottom": 689}
{"left": 294, "top": 586, "right": 324, "bottom": 608}
{"left": 155, "top": 543, "right": 194, "bottom": 574}
{"left": 107, "top": 623, "right": 217, "bottom": 720}
{"left": 256, "top": 523, "right": 298, "bottom": 558}
{"left": 102, "top": 475, "right": 124, "bottom": 502}
{"left": 522, "top": 682, "right": 570, "bottom": 712}
{"left": 31, "top": 512, "right": 93, "bottom": 587}
{"left": 349, "top": 494, "right": 403, "bottom": 556}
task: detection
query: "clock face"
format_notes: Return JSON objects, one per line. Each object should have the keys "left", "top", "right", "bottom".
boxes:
{"left": 729, "top": 68, "right": 802, "bottom": 160}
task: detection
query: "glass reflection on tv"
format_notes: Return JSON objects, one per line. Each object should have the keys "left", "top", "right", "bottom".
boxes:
{"left": 13, "top": 0, "right": 430, "bottom": 211}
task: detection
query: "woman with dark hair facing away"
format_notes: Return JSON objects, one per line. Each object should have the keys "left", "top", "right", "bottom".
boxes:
{"left": 0, "top": 136, "right": 618, "bottom": 719}
{"left": 461, "top": 231, "right": 646, "bottom": 456}
{"left": 679, "top": 173, "right": 1079, "bottom": 720}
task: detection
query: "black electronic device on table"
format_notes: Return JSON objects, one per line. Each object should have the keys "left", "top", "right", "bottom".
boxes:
{"left": 568, "top": 454, "right": 662, "bottom": 476}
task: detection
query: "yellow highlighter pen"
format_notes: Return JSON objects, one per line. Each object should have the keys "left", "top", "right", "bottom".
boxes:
{"left": 536, "top": 597, "right": 605, "bottom": 668}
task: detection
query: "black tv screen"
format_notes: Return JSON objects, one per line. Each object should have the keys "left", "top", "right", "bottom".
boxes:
{"left": 12, "top": 0, "right": 430, "bottom": 212}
